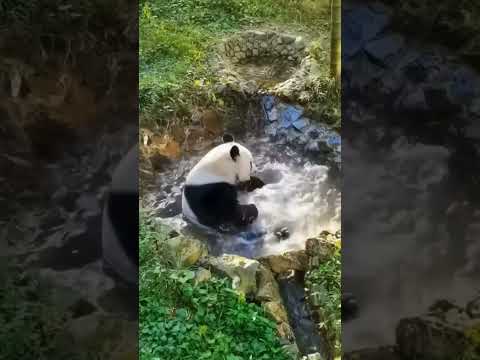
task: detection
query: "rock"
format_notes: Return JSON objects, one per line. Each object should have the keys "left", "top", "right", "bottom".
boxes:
{"left": 208, "top": 254, "right": 260, "bottom": 295}
{"left": 194, "top": 268, "right": 212, "bottom": 284}
{"left": 277, "top": 321, "right": 295, "bottom": 342}
{"left": 282, "top": 343, "right": 300, "bottom": 359}
{"left": 470, "top": 98, "right": 480, "bottom": 117}
{"left": 397, "top": 87, "right": 427, "bottom": 112}
{"left": 294, "top": 37, "right": 305, "bottom": 50}
{"left": 267, "top": 106, "right": 280, "bottom": 122}
{"left": 343, "top": 3, "right": 391, "bottom": 58}
{"left": 342, "top": 292, "right": 359, "bottom": 321}
{"left": 379, "top": 70, "right": 406, "bottom": 97}
{"left": 281, "top": 35, "right": 296, "bottom": 44}
{"left": 263, "top": 301, "right": 289, "bottom": 324}
{"left": 343, "top": 346, "right": 403, "bottom": 360}
{"left": 364, "top": 34, "right": 405, "bottom": 67}
{"left": 466, "top": 296, "right": 480, "bottom": 318}
{"left": 52, "top": 186, "right": 68, "bottom": 203}
{"left": 404, "top": 58, "right": 428, "bottom": 83}
{"left": 259, "top": 250, "right": 308, "bottom": 274}
{"left": 151, "top": 134, "right": 181, "bottom": 160}
{"left": 67, "top": 313, "right": 137, "bottom": 350}
{"left": 308, "top": 129, "right": 320, "bottom": 139}
{"left": 256, "top": 264, "right": 281, "bottom": 302}
{"left": 167, "top": 230, "right": 179, "bottom": 238}
{"left": 306, "top": 353, "right": 324, "bottom": 360}
{"left": 200, "top": 109, "right": 223, "bottom": 135}
{"left": 305, "top": 233, "right": 338, "bottom": 259}
{"left": 396, "top": 307, "right": 475, "bottom": 360}
{"left": 250, "top": 30, "right": 267, "bottom": 40}
{"left": 304, "top": 140, "right": 331, "bottom": 155}
{"left": 275, "top": 227, "right": 290, "bottom": 240}
{"left": 165, "top": 235, "right": 208, "bottom": 268}
{"left": 424, "top": 86, "right": 462, "bottom": 115}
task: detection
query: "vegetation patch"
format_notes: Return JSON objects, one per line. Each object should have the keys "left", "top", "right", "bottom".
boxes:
{"left": 0, "top": 263, "right": 71, "bottom": 359}
{"left": 139, "top": 214, "right": 293, "bottom": 360}
{"left": 305, "top": 246, "right": 341, "bottom": 358}
{"left": 139, "top": 0, "right": 336, "bottom": 129}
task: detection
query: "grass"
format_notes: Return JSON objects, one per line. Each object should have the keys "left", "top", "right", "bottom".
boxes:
{"left": 139, "top": 214, "right": 293, "bottom": 360}
{"left": 305, "top": 246, "right": 341, "bottom": 358}
{"left": 139, "top": 0, "right": 334, "bottom": 128}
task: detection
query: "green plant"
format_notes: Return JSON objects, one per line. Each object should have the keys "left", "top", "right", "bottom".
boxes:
{"left": 463, "top": 325, "right": 480, "bottom": 360}
{"left": 304, "top": 76, "right": 341, "bottom": 128}
{"left": 0, "top": 264, "right": 71, "bottom": 360}
{"left": 305, "top": 248, "right": 341, "bottom": 357}
{"left": 139, "top": 0, "right": 333, "bottom": 128}
{"left": 139, "top": 214, "right": 293, "bottom": 360}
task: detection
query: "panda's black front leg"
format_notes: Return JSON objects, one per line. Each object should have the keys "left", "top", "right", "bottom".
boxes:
{"left": 234, "top": 204, "right": 258, "bottom": 226}
{"left": 237, "top": 176, "right": 265, "bottom": 193}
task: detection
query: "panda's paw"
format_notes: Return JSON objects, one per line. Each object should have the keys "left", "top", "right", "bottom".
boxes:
{"left": 238, "top": 204, "right": 258, "bottom": 225}
{"left": 248, "top": 176, "right": 265, "bottom": 191}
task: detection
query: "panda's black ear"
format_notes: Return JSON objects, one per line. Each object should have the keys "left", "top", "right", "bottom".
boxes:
{"left": 223, "top": 134, "right": 234, "bottom": 143}
{"left": 230, "top": 145, "right": 240, "bottom": 161}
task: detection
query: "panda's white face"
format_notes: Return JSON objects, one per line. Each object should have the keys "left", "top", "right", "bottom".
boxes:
{"left": 185, "top": 142, "right": 255, "bottom": 186}
{"left": 235, "top": 144, "right": 255, "bottom": 182}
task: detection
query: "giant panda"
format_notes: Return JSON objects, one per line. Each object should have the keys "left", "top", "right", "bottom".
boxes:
{"left": 101, "top": 144, "right": 138, "bottom": 286}
{"left": 182, "top": 134, "right": 265, "bottom": 230}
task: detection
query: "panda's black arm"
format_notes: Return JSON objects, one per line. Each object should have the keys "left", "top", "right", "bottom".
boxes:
{"left": 201, "top": 183, "right": 258, "bottom": 226}
{"left": 237, "top": 176, "right": 265, "bottom": 192}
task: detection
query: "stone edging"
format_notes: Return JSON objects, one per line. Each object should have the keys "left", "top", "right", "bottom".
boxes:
{"left": 220, "top": 30, "right": 307, "bottom": 65}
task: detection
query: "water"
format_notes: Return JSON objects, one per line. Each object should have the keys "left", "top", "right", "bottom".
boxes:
{"left": 145, "top": 135, "right": 340, "bottom": 258}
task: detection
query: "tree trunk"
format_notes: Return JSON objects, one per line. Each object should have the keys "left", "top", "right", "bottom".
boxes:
{"left": 330, "top": 0, "right": 341, "bottom": 85}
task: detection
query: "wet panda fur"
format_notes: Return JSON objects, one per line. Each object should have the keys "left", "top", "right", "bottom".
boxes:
{"left": 182, "top": 134, "right": 265, "bottom": 230}
{"left": 101, "top": 144, "right": 138, "bottom": 286}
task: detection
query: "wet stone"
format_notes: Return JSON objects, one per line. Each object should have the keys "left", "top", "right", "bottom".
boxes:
{"left": 307, "top": 128, "right": 320, "bottom": 139}
{"left": 364, "top": 34, "right": 405, "bottom": 67}
{"left": 466, "top": 296, "right": 480, "bottom": 318}
{"left": 396, "top": 87, "right": 428, "bottom": 112}
{"left": 274, "top": 227, "right": 290, "bottom": 240}
{"left": 294, "top": 37, "right": 305, "bottom": 50}
{"left": 69, "top": 298, "right": 97, "bottom": 319}
{"left": 282, "top": 35, "right": 296, "bottom": 44}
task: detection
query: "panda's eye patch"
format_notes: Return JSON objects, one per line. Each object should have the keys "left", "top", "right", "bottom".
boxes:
{"left": 250, "top": 161, "right": 252, "bottom": 170}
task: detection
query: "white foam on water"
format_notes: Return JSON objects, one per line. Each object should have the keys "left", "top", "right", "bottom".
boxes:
{"left": 149, "top": 136, "right": 341, "bottom": 258}
{"left": 241, "top": 161, "right": 340, "bottom": 256}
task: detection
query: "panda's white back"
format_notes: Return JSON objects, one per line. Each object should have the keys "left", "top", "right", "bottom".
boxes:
{"left": 185, "top": 142, "right": 252, "bottom": 186}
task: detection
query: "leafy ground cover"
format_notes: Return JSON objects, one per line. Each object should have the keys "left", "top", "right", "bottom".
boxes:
{"left": 305, "top": 246, "right": 341, "bottom": 358}
{"left": 139, "top": 214, "right": 292, "bottom": 360}
{"left": 0, "top": 263, "right": 71, "bottom": 360}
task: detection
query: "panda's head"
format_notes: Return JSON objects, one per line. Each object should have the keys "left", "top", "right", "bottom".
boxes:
{"left": 186, "top": 134, "right": 256, "bottom": 186}
{"left": 222, "top": 134, "right": 255, "bottom": 182}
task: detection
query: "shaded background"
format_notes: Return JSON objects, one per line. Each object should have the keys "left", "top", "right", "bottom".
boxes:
{"left": 342, "top": 0, "right": 480, "bottom": 358}
{"left": 0, "top": 1, "right": 138, "bottom": 358}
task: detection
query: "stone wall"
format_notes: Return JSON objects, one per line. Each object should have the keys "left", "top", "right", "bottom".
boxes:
{"left": 221, "top": 30, "right": 307, "bottom": 64}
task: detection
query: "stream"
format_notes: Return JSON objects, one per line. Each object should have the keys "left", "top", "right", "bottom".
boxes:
{"left": 143, "top": 96, "right": 341, "bottom": 356}
{"left": 145, "top": 96, "right": 341, "bottom": 258}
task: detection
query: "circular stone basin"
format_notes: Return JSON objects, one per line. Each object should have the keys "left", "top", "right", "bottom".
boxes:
{"left": 219, "top": 30, "right": 308, "bottom": 87}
